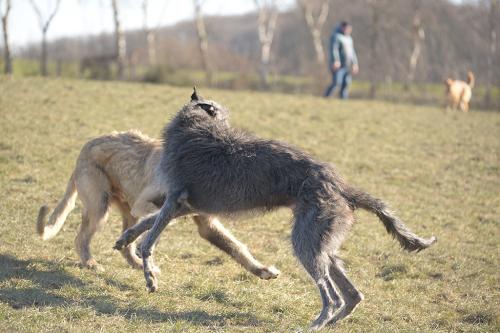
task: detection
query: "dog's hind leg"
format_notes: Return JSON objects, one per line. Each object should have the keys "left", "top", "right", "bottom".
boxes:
{"left": 73, "top": 166, "right": 113, "bottom": 270}
{"left": 327, "top": 257, "right": 364, "bottom": 326}
{"left": 75, "top": 195, "right": 110, "bottom": 271}
{"left": 291, "top": 208, "right": 342, "bottom": 331}
{"left": 193, "top": 215, "right": 280, "bottom": 279}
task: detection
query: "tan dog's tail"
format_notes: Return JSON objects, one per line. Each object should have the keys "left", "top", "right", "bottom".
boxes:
{"left": 37, "top": 172, "right": 78, "bottom": 240}
{"left": 467, "top": 71, "right": 475, "bottom": 88}
{"left": 444, "top": 78, "right": 453, "bottom": 87}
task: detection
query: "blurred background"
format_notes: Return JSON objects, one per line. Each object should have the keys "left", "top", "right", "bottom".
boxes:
{"left": 1, "top": 0, "right": 499, "bottom": 110}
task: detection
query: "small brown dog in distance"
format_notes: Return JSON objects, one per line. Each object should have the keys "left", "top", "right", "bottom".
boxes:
{"left": 445, "top": 71, "right": 474, "bottom": 112}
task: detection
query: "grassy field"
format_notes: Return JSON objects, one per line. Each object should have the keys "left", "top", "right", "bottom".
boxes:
{"left": 0, "top": 77, "right": 498, "bottom": 332}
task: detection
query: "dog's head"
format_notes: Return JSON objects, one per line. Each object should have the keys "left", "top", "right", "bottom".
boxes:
{"left": 444, "top": 78, "right": 454, "bottom": 93}
{"left": 178, "top": 87, "right": 230, "bottom": 125}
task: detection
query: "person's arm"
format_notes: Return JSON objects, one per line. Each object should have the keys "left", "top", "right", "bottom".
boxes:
{"left": 330, "top": 34, "right": 341, "bottom": 70}
{"left": 351, "top": 41, "right": 359, "bottom": 74}
{"left": 351, "top": 47, "right": 358, "bottom": 66}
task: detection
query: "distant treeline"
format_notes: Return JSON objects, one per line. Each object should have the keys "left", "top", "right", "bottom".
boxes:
{"left": 10, "top": 0, "right": 500, "bottom": 109}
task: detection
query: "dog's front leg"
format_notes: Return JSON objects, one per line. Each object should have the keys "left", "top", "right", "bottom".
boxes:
{"left": 141, "top": 189, "right": 189, "bottom": 292}
{"left": 114, "top": 213, "right": 158, "bottom": 251}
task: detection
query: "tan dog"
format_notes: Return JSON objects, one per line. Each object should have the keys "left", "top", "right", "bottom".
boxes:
{"left": 37, "top": 130, "right": 280, "bottom": 279}
{"left": 445, "top": 71, "right": 474, "bottom": 112}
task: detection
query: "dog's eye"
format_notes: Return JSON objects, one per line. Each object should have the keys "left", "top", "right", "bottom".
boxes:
{"left": 198, "top": 103, "right": 216, "bottom": 117}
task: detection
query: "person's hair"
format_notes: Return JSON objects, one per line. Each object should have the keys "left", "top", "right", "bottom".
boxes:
{"left": 340, "top": 21, "right": 351, "bottom": 29}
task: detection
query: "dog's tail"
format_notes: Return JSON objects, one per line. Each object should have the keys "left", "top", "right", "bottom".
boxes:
{"left": 37, "top": 172, "right": 78, "bottom": 241}
{"left": 343, "top": 186, "right": 436, "bottom": 252}
{"left": 466, "top": 71, "right": 475, "bottom": 88}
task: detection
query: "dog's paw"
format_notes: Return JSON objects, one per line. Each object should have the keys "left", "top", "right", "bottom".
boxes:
{"left": 114, "top": 233, "right": 132, "bottom": 250}
{"left": 81, "top": 259, "right": 105, "bottom": 272}
{"left": 255, "top": 265, "right": 281, "bottom": 280}
{"left": 113, "top": 239, "right": 126, "bottom": 251}
{"left": 144, "top": 270, "right": 158, "bottom": 293}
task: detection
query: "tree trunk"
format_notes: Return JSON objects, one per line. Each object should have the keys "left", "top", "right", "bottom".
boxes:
{"left": 369, "top": 0, "right": 380, "bottom": 98}
{"left": 194, "top": 0, "right": 212, "bottom": 86}
{"left": 485, "top": 0, "right": 497, "bottom": 107}
{"left": 41, "top": 30, "right": 48, "bottom": 76}
{"left": 255, "top": 1, "right": 278, "bottom": 89}
{"left": 1, "top": 0, "right": 12, "bottom": 75}
{"left": 260, "top": 41, "right": 271, "bottom": 87}
{"left": 112, "top": 0, "right": 126, "bottom": 79}
{"left": 404, "top": 0, "right": 425, "bottom": 91}
{"left": 146, "top": 30, "right": 156, "bottom": 65}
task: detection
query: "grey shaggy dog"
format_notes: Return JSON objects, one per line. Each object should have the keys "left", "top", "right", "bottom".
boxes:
{"left": 114, "top": 89, "right": 437, "bottom": 330}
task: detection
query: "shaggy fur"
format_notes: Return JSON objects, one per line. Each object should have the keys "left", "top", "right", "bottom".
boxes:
{"left": 37, "top": 130, "right": 280, "bottom": 279}
{"left": 115, "top": 91, "right": 436, "bottom": 330}
{"left": 445, "top": 71, "right": 474, "bottom": 112}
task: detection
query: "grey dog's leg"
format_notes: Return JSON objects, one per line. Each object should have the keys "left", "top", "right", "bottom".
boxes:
{"left": 327, "top": 257, "right": 364, "bottom": 326}
{"left": 114, "top": 213, "right": 158, "bottom": 250}
{"left": 141, "top": 191, "right": 185, "bottom": 292}
{"left": 291, "top": 210, "right": 340, "bottom": 331}
{"left": 193, "top": 215, "right": 280, "bottom": 279}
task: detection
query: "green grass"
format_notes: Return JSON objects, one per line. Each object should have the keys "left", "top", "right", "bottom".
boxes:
{"left": 0, "top": 77, "right": 499, "bottom": 332}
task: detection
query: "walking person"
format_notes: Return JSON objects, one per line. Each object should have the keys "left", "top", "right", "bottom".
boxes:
{"left": 324, "top": 21, "right": 359, "bottom": 99}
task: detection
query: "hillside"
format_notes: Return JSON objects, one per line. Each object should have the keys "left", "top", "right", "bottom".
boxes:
{"left": 20, "top": 0, "right": 500, "bottom": 86}
{"left": 0, "top": 78, "right": 499, "bottom": 332}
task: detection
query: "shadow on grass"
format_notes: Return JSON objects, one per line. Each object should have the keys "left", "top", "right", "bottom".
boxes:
{"left": 0, "top": 254, "right": 262, "bottom": 327}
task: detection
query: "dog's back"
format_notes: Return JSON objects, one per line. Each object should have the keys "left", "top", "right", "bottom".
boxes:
{"left": 78, "top": 130, "right": 162, "bottom": 203}
{"left": 445, "top": 71, "right": 474, "bottom": 112}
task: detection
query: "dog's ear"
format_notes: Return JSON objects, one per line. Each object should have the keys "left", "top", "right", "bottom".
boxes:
{"left": 191, "top": 87, "right": 202, "bottom": 101}
{"left": 444, "top": 79, "right": 453, "bottom": 86}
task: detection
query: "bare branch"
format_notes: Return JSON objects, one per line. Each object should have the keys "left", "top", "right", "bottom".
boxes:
{"left": 29, "top": 0, "right": 61, "bottom": 32}
{"left": 298, "top": 0, "right": 329, "bottom": 65}
{"left": 28, "top": 0, "right": 44, "bottom": 30}
{"left": 0, "top": 0, "right": 12, "bottom": 17}
{"left": 44, "top": 0, "right": 61, "bottom": 32}
{"left": 154, "top": 0, "right": 170, "bottom": 31}
{"left": 28, "top": 0, "right": 62, "bottom": 76}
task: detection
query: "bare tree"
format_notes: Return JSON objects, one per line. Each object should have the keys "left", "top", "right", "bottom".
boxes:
{"left": 0, "top": 0, "right": 11, "bottom": 75}
{"left": 29, "top": 0, "right": 61, "bottom": 76}
{"left": 404, "top": 0, "right": 425, "bottom": 91}
{"left": 111, "top": 0, "right": 126, "bottom": 79}
{"left": 254, "top": 0, "right": 278, "bottom": 89}
{"left": 368, "top": 0, "right": 380, "bottom": 98}
{"left": 193, "top": 0, "right": 213, "bottom": 86}
{"left": 142, "top": 0, "right": 156, "bottom": 65}
{"left": 297, "top": 0, "right": 329, "bottom": 66}
{"left": 485, "top": 0, "right": 497, "bottom": 107}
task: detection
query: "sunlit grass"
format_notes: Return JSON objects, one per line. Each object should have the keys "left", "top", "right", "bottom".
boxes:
{"left": 0, "top": 77, "right": 498, "bottom": 332}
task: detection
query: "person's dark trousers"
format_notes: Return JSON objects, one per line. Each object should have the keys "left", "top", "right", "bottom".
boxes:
{"left": 324, "top": 67, "right": 352, "bottom": 99}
